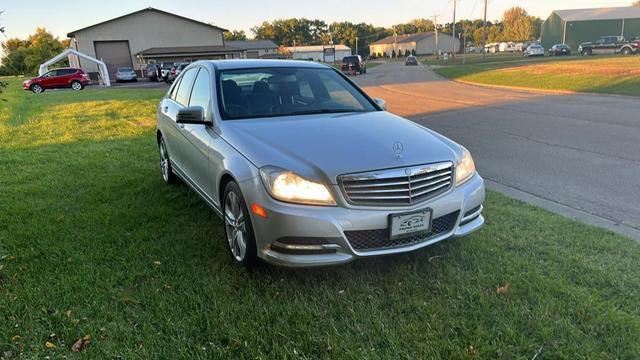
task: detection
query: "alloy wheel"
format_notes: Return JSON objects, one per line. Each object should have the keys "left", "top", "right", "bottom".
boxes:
{"left": 159, "top": 139, "right": 170, "bottom": 182}
{"left": 31, "top": 84, "right": 43, "bottom": 94}
{"left": 224, "top": 191, "right": 247, "bottom": 262}
{"left": 71, "top": 82, "right": 82, "bottom": 91}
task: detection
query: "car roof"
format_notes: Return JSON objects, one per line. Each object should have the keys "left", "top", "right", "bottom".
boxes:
{"left": 203, "top": 59, "right": 331, "bottom": 71}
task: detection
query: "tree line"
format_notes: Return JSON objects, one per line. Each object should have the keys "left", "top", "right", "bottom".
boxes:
{"left": 1, "top": 6, "right": 542, "bottom": 76}
{"left": 227, "top": 7, "right": 542, "bottom": 53}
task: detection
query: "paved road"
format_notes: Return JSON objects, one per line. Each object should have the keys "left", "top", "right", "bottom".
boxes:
{"left": 353, "top": 62, "right": 640, "bottom": 236}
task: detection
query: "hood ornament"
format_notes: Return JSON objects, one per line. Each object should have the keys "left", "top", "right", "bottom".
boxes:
{"left": 393, "top": 142, "right": 403, "bottom": 159}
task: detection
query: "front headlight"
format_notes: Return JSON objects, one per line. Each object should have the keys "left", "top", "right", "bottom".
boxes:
{"left": 259, "top": 167, "right": 336, "bottom": 206}
{"left": 455, "top": 147, "right": 476, "bottom": 186}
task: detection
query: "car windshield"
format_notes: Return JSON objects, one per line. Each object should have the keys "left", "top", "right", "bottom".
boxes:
{"left": 342, "top": 56, "right": 359, "bottom": 63}
{"left": 218, "top": 67, "right": 377, "bottom": 120}
{"left": 118, "top": 67, "right": 133, "bottom": 72}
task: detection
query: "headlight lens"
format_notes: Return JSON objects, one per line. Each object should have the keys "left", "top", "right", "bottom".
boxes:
{"left": 260, "top": 167, "right": 336, "bottom": 206}
{"left": 455, "top": 147, "right": 476, "bottom": 186}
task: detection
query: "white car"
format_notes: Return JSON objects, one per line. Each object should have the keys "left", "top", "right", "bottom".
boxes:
{"left": 524, "top": 45, "right": 545, "bottom": 57}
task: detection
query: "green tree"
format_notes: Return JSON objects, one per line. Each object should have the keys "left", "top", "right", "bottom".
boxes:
{"left": 224, "top": 30, "right": 247, "bottom": 41}
{"left": 391, "top": 18, "right": 435, "bottom": 34}
{"left": 1, "top": 28, "right": 66, "bottom": 75}
{"left": 0, "top": 11, "right": 6, "bottom": 102}
{"left": 502, "top": 7, "right": 537, "bottom": 41}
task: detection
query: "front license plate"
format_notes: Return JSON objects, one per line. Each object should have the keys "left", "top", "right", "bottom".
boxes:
{"left": 390, "top": 209, "right": 432, "bottom": 240}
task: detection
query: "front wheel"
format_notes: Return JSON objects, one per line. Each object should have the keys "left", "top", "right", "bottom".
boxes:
{"left": 223, "top": 182, "right": 258, "bottom": 268}
{"left": 30, "top": 84, "right": 44, "bottom": 94}
{"left": 621, "top": 48, "right": 632, "bottom": 55}
{"left": 71, "top": 81, "right": 83, "bottom": 91}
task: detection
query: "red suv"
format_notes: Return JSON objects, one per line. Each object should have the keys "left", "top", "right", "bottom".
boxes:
{"left": 22, "top": 68, "right": 91, "bottom": 93}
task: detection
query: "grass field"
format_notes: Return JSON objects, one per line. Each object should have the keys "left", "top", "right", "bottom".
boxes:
{"left": 1, "top": 79, "right": 640, "bottom": 358}
{"left": 431, "top": 55, "right": 640, "bottom": 96}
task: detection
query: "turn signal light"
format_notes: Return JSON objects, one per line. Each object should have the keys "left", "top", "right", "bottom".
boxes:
{"left": 251, "top": 203, "right": 268, "bottom": 218}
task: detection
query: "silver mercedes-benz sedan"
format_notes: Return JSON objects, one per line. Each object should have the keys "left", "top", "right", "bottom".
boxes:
{"left": 156, "top": 60, "right": 485, "bottom": 268}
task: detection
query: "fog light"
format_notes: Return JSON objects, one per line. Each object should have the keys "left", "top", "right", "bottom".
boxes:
{"left": 251, "top": 203, "right": 268, "bottom": 218}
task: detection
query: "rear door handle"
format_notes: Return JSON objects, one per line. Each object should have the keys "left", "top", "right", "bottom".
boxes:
{"left": 179, "top": 123, "right": 185, "bottom": 129}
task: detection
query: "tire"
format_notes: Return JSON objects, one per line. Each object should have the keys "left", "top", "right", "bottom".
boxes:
{"left": 71, "top": 81, "right": 84, "bottom": 91}
{"left": 30, "top": 84, "right": 44, "bottom": 94}
{"left": 581, "top": 49, "right": 592, "bottom": 56}
{"left": 622, "top": 48, "right": 632, "bottom": 55}
{"left": 223, "top": 181, "right": 258, "bottom": 268}
{"left": 158, "top": 136, "right": 177, "bottom": 184}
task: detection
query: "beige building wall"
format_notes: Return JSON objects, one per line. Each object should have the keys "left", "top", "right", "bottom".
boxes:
{"left": 70, "top": 10, "right": 224, "bottom": 72}
{"left": 369, "top": 42, "right": 416, "bottom": 57}
{"left": 416, "top": 33, "right": 460, "bottom": 55}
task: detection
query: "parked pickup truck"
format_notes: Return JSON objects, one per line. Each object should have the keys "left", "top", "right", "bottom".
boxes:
{"left": 578, "top": 36, "right": 639, "bottom": 56}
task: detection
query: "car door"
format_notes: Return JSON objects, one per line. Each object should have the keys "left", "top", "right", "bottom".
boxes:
{"left": 39, "top": 70, "right": 60, "bottom": 88}
{"left": 160, "top": 68, "right": 199, "bottom": 178}
{"left": 181, "top": 67, "right": 216, "bottom": 198}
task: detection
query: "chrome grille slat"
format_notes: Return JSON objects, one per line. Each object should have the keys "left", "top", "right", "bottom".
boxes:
{"left": 339, "top": 162, "right": 454, "bottom": 206}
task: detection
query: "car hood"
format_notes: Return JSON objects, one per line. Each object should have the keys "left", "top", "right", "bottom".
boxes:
{"left": 579, "top": 42, "right": 593, "bottom": 46}
{"left": 220, "top": 111, "right": 460, "bottom": 184}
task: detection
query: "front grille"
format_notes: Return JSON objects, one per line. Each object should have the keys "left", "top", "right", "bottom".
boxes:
{"left": 339, "top": 162, "right": 453, "bottom": 206}
{"left": 344, "top": 211, "right": 460, "bottom": 251}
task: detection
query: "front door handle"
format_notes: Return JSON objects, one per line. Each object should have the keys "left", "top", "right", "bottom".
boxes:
{"left": 179, "top": 123, "right": 185, "bottom": 129}
{"left": 163, "top": 106, "right": 168, "bottom": 113}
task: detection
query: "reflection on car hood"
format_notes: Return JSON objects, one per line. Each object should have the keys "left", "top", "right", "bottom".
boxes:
{"left": 221, "top": 111, "right": 459, "bottom": 184}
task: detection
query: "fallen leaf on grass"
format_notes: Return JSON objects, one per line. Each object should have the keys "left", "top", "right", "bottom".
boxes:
{"left": 338, "top": 290, "right": 345, "bottom": 295}
{"left": 11, "top": 335, "right": 20, "bottom": 342}
{"left": 1, "top": 255, "right": 16, "bottom": 261}
{"left": 45, "top": 341, "right": 56, "bottom": 349}
{"left": 153, "top": 261, "right": 161, "bottom": 266}
{"left": 467, "top": 345, "right": 478, "bottom": 357}
{"left": 71, "top": 335, "right": 91, "bottom": 352}
{"left": 496, "top": 283, "right": 510, "bottom": 294}
{"left": 65, "top": 309, "right": 72, "bottom": 318}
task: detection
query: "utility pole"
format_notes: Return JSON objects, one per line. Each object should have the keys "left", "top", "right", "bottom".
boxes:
{"left": 432, "top": 15, "right": 440, "bottom": 58}
{"left": 482, "top": 0, "right": 488, "bottom": 58}
{"left": 451, "top": 0, "right": 457, "bottom": 58}
{"left": 355, "top": 36, "right": 358, "bottom": 56}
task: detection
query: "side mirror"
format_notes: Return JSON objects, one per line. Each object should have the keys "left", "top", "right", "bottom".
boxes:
{"left": 176, "top": 106, "right": 208, "bottom": 124}
{"left": 374, "top": 98, "right": 387, "bottom": 111}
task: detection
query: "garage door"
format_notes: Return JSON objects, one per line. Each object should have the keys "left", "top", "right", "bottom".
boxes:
{"left": 246, "top": 51, "right": 259, "bottom": 59}
{"left": 94, "top": 41, "right": 133, "bottom": 79}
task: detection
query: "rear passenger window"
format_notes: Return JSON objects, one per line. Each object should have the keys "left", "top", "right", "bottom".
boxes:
{"left": 174, "top": 68, "right": 198, "bottom": 106}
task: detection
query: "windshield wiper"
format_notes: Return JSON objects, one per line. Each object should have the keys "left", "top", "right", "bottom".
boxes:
{"left": 286, "top": 109, "right": 362, "bottom": 116}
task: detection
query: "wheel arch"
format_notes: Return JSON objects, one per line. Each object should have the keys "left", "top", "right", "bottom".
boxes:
{"left": 218, "top": 172, "right": 238, "bottom": 207}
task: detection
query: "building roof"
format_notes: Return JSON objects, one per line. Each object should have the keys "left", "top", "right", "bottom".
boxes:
{"left": 226, "top": 40, "right": 278, "bottom": 50}
{"left": 211, "top": 59, "right": 330, "bottom": 71}
{"left": 370, "top": 32, "right": 436, "bottom": 45}
{"left": 67, "top": 7, "right": 227, "bottom": 37}
{"left": 554, "top": 7, "right": 640, "bottom": 22}
{"left": 285, "top": 45, "right": 351, "bottom": 52}
{"left": 137, "top": 45, "right": 241, "bottom": 57}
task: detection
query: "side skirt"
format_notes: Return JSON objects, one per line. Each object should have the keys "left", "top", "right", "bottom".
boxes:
{"left": 170, "top": 160, "right": 223, "bottom": 219}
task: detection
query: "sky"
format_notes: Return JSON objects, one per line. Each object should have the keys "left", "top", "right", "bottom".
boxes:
{"left": 0, "top": 0, "right": 636, "bottom": 40}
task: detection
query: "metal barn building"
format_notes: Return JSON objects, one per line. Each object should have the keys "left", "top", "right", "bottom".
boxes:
{"left": 541, "top": 7, "right": 640, "bottom": 50}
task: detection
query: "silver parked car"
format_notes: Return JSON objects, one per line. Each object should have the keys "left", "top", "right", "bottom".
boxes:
{"left": 115, "top": 67, "right": 137, "bottom": 82}
{"left": 156, "top": 60, "right": 485, "bottom": 268}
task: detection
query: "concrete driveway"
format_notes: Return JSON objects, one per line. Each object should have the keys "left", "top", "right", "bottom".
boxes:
{"left": 352, "top": 61, "right": 640, "bottom": 239}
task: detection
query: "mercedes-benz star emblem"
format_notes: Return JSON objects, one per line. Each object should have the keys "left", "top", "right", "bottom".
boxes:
{"left": 393, "top": 142, "right": 403, "bottom": 158}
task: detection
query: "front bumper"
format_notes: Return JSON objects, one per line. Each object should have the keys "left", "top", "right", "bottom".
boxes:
{"left": 239, "top": 173, "right": 485, "bottom": 267}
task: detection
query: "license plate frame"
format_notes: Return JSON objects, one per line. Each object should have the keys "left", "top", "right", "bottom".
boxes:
{"left": 389, "top": 208, "right": 433, "bottom": 240}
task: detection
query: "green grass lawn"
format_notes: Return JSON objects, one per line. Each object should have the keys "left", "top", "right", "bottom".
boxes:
{"left": 1, "top": 79, "right": 640, "bottom": 358}
{"left": 431, "top": 55, "right": 640, "bottom": 97}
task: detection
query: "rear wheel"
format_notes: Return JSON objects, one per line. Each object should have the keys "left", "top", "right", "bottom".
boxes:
{"left": 581, "top": 49, "right": 592, "bottom": 56}
{"left": 158, "top": 136, "right": 177, "bottom": 184}
{"left": 30, "top": 84, "right": 44, "bottom": 94}
{"left": 223, "top": 182, "right": 258, "bottom": 268}
{"left": 621, "top": 48, "right": 632, "bottom": 55}
{"left": 71, "top": 81, "right": 83, "bottom": 91}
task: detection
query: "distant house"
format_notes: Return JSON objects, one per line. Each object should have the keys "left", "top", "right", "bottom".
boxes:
{"left": 369, "top": 32, "right": 460, "bottom": 56}
{"left": 225, "top": 40, "right": 279, "bottom": 59}
{"left": 541, "top": 6, "right": 640, "bottom": 50}
{"left": 285, "top": 45, "right": 352, "bottom": 62}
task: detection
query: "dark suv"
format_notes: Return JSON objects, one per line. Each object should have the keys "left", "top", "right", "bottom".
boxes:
{"left": 22, "top": 68, "right": 91, "bottom": 93}
{"left": 578, "top": 36, "right": 638, "bottom": 56}
{"left": 341, "top": 55, "right": 366, "bottom": 75}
